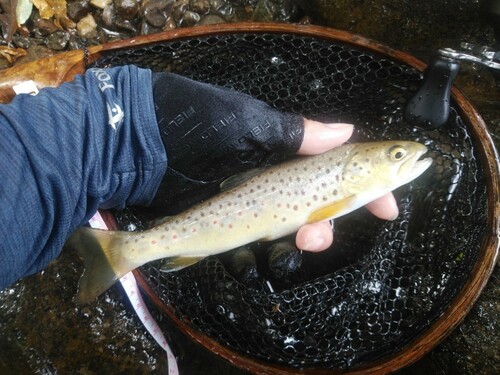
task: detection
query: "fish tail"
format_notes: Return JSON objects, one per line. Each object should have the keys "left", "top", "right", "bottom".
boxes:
{"left": 67, "top": 227, "right": 132, "bottom": 304}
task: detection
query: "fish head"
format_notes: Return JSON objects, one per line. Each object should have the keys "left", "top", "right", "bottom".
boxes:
{"left": 341, "top": 141, "right": 433, "bottom": 194}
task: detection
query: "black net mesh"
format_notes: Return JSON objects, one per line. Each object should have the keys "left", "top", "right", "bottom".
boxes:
{"left": 91, "top": 32, "right": 488, "bottom": 369}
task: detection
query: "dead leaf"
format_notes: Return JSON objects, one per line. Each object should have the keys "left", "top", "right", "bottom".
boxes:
{"left": 0, "top": 45, "right": 27, "bottom": 64}
{"left": 31, "top": 0, "right": 75, "bottom": 29}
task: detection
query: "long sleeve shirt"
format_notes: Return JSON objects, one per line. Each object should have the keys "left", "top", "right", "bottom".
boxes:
{"left": 0, "top": 65, "right": 167, "bottom": 289}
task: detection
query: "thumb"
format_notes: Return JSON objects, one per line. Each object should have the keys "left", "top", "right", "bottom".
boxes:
{"left": 298, "top": 120, "right": 354, "bottom": 155}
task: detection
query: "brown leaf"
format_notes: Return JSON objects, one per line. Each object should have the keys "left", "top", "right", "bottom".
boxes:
{"left": 0, "top": 45, "right": 27, "bottom": 64}
{"left": 31, "top": 0, "right": 75, "bottom": 29}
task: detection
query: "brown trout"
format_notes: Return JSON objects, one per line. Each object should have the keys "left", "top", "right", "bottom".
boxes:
{"left": 68, "top": 141, "right": 432, "bottom": 303}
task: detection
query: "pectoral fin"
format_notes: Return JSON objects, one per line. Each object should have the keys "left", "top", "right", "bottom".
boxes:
{"left": 160, "top": 256, "right": 206, "bottom": 272}
{"left": 306, "top": 196, "right": 357, "bottom": 223}
{"left": 220, "top": 168, "right": 266, "bottom": 191}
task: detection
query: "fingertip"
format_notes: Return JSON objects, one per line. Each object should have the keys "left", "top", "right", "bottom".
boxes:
{"left": 298, "top": 119, "right": 354, "bottom": 155}
{"left": 365, "top": 193, "right": 399, "bottom": 221}
{"left": 296, "top": 222, "right": 334, "bottom": 252}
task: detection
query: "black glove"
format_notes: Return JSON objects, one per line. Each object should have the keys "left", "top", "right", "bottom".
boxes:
{"left": 150, "top": 72, "right": 304, "bottom": 213}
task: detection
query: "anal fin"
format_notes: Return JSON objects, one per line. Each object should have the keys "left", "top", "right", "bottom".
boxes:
{"left": 160, "top": 256, "right": 206, "bottom": 272}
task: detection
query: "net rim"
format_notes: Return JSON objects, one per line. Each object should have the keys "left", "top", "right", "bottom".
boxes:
{"left": 92, "top": 23, "right": 500, "bottom": 374}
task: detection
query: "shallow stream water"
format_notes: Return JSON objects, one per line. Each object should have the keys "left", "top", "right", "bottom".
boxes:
{"left": 0, "top": 0, "right": 498, "bottom": 374}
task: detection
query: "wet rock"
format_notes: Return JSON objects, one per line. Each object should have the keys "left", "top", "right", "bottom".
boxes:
{"left": 114, "top": 0, "right": 140, "bottom": 19}
{"left": 215, "top": 3, "right": 234, "bottom": 18}
{"left": 198, "top": 14, "right": 225, "bottom": 25}
{"left": 90, "top": 0, "right": 112, "bottom": 10}
{"left": 208, "top": 0, "right": 225, "bottom": 12}
{"left": 162, "top": 17, "right": 176, "bottom": 30}
{"left": 252, "top": 0, "right": 297, "bottom": 22}
{"left": 77, "top": 13, "right": 98, "bottom": 38}
{"left": 140, "top": 19, "right": 162, "bottom": 35}
{"left": 181, "top": 10, "right": 200, "bottom": 27}
{"left": 190, "top": 0, "right": 210, "bottom": 15}
{"left": 142, "top": 0, "right": 174, "bottom": 28}
{"left": 101, "top": 4, "right": 116, "bottom": 27}
{"left": 172, "top": 1, "right": 189, "bottom": 23}
{"left": 114, "top": 18, "right": 138, "bottom": 33}
{"left": 12, "top": 35, "right": 34, "bottom": 49}
{"left": 68, "top": 33, "right": 86, "bottom": 49}
{"left": 67, "top": 0, "right": 91, "bottom": 22}
{"left": 46, "top": 30, "right": 70, "bottom": 50}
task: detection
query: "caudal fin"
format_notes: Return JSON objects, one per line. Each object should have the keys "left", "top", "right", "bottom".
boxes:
{"left": 67, "top": 227, "right": 132, "bottom": 304}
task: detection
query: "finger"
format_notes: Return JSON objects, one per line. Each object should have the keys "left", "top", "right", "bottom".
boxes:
{"left": 296, "top": 221, "right": 334, "bottom": 252}
{"left": 298, "top": 119, "right": 354, "bottom": 155}
{"left": 365, "top": 193, "right": 399, "bottom": 220}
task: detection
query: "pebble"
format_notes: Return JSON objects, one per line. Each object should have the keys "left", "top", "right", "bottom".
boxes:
{"left": 3, "top": 0, "right": 281, "bottom": 54}
{"left": 173, "top": 2, "right": 188, "bottom": 23}
{"left": 77, "top": 14, "right": 98, "bottom": 38}
{"left": 90, "top": 0, "right": 112, "bottom": 10}
{"left": 101, "top": 4, "right": 116, "bottom": 27}
{"left": 114, "top": 18, "right": 138, "bottom": 33}
{"left": 143, "top": 0, "right": 174, "bottom": 28}
{"left": 198, "top": 14, "right": 225, "bottom": 25}
{"left": 114, "top": 0, "right": 140, "bottom": 19}
{"left": 189, "top": 0, "right": 210, "bottom": 15}
{"left": 46, "top": 30, "right": 70, "bottom": 50}
{"left": 216, "top": 3, "right": 234, "bottom": 18}
{"left": 181, "top": 10, "right": 200, "bottom": 26}
{"left": 67, "top": 0, "right": 91, "bottom": 22}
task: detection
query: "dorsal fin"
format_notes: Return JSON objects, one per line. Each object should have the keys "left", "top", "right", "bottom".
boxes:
{"left": 220, "top": 168, "right": 266, "bottom": 191}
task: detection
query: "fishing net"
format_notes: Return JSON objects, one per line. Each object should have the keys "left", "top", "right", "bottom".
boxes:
{"left": 91, "top": 32, "right": 488, "bottom": 369}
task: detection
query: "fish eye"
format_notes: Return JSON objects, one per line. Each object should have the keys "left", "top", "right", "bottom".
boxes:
{"left": 389, "top": 146, "right": 407, "bottom": 161}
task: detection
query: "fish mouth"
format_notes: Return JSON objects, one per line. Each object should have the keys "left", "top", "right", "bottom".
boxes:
{"left": 400, "top": 146, "right": 433, "bottom": 182}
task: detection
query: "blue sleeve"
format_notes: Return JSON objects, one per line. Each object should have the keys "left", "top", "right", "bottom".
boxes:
{"left": 0, "top": 65, "right": 167, "bottom": 289}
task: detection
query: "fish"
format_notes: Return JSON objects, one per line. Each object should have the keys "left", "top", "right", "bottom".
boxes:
{"left": 67, "top": 141, "right": 432, "bottom": 303}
